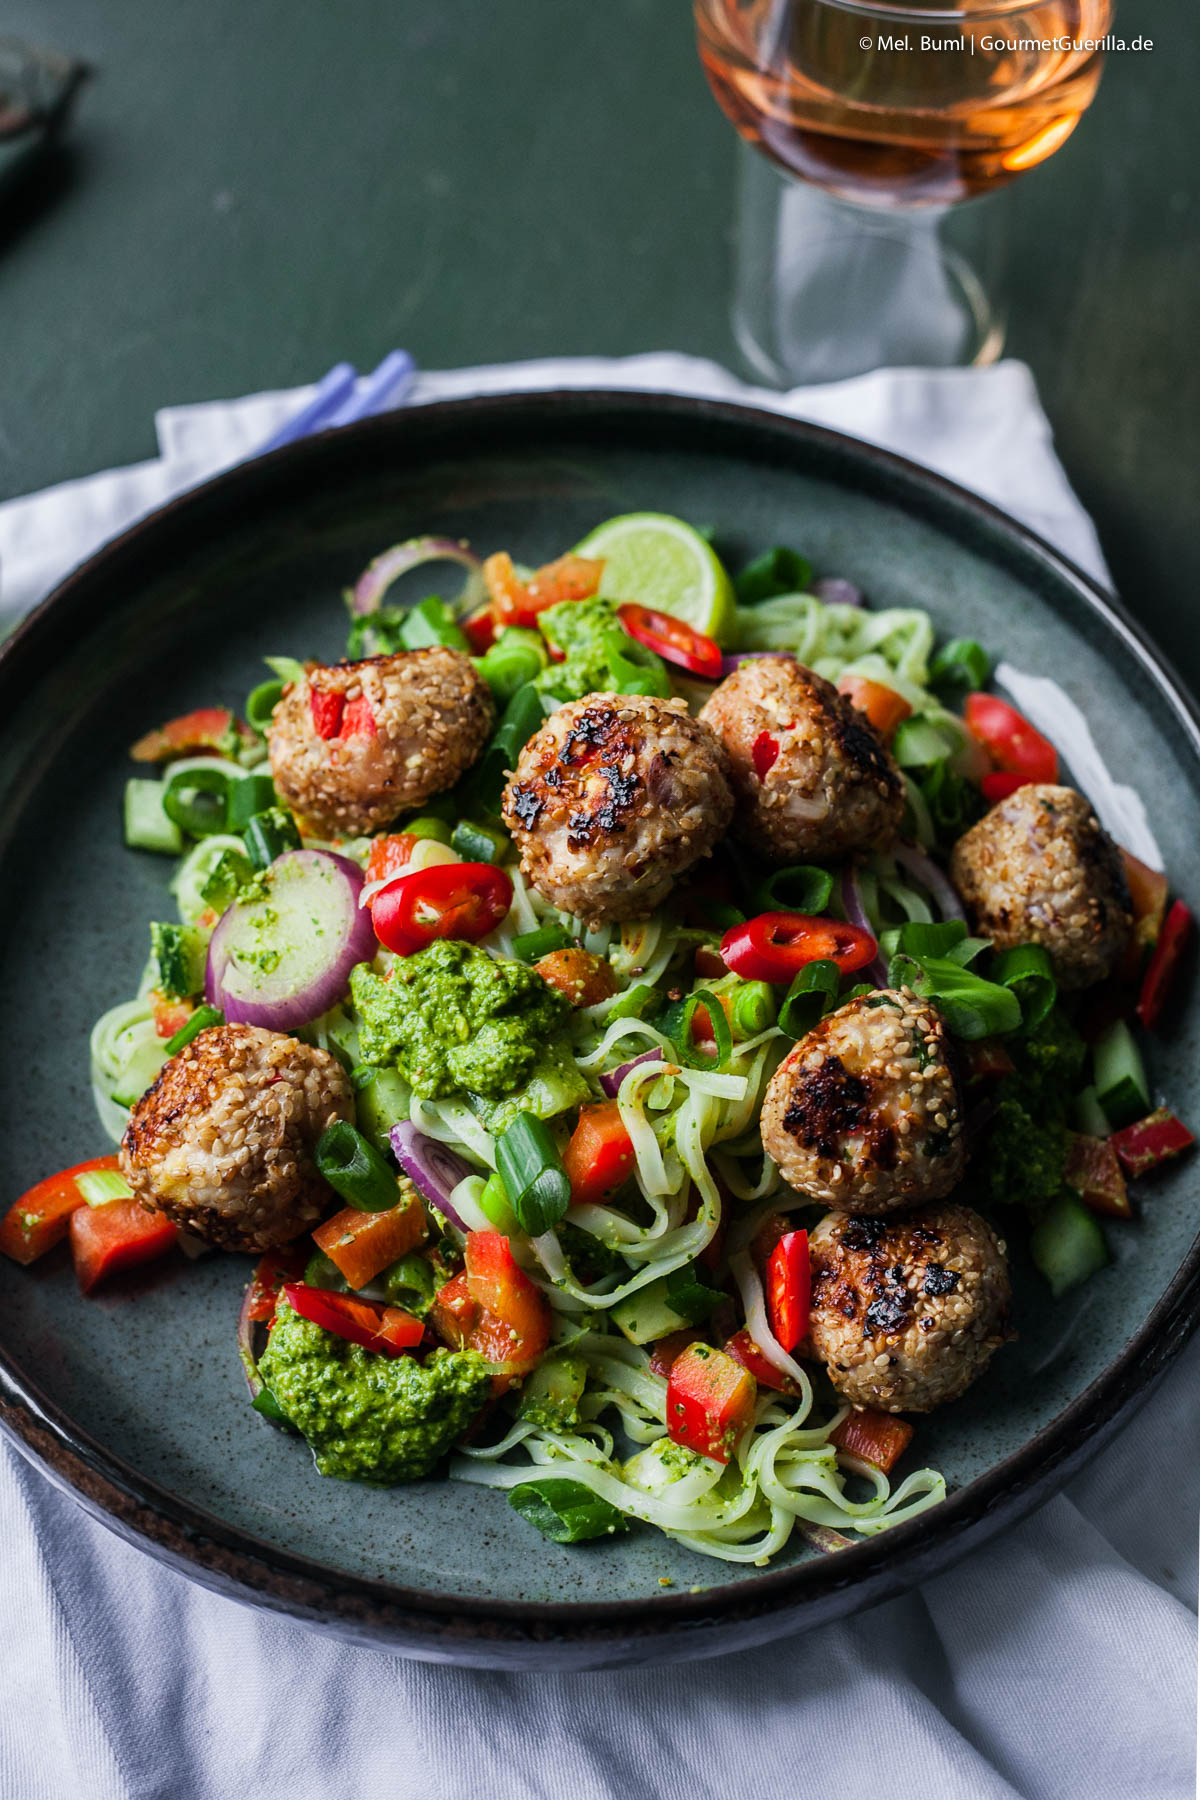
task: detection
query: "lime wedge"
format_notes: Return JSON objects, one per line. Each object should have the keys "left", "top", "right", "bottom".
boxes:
{"left": 574, "top": 513, "right": 738, "bottom": 647}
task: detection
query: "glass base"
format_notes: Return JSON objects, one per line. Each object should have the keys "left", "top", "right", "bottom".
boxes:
{"left": 731, "top": 144, "right": 1007, "bottom": 388}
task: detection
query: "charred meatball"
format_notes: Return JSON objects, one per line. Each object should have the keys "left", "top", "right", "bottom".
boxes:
{"left": 949, "top": 783, "right": 1131, "bottom": 989}
{"left": 120, "top": 1024, "right": 353, "bottom": 1251}
{"left": 501, "top": 693, "right": 734, "bottom": 925}
{"left": 268, "top": 647, "right": 493, "bottom": 837}
{"left": 699, "top": 657, "right": 904, "bottom": 861}
{"left": 761, "top": 988, "right": 966, "bottom": 1212}
{"left": 808, "top": 1204, "right": 1011, "bottom": 1413}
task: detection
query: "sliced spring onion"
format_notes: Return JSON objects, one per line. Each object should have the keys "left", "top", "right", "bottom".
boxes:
{"left": 673, "top": 990, "right": 732, "bottom": 1069}
{"left": 451, "top": 818, "right": 509, "bottom": 865}
{"left": 245, "top": 679, "right": 285, "bottom": 735}
{"left": 243, "top": 807, "right": 302, "bottom": 870}
{"left": 888, "top": 952, "right": 1020, "bottom": 1039}
{"left": 124, "top": 779, "right": 184, "bottom": 855}
{"left": 929, "top": 637, "right": 990, "bottom": 692}
{"left": 753, "top": 864, "right": 834, "bottom": 915}
{"left": 227, "top": 774, "right": 277, "bottom": 831}
{"left": 731, "top": 980, "right": 777, "bottom": 1037}
{"left": 992, "top": 943, "right": 1056, "bottom": 1031}
{"left": 778, "top": 958, "right": 840, "bottom": 1039}
{"left": 512, "top": 923, "right": 574, "bottom": 963}
{"left": 164, "top": 1004, "right": 224, "bottom": 1056}
{"left": 162, "top": 767, "right": 233, "bottom": 837}
{"left": 735, "top": 545, "right": 813, "bottom": 605}
{"left": 475, "top": 628, "right": 547, "bottom": 702}
{"left": 508, "top": 1477, "right": 628, "bottom": 1543}
{"left": 496, "top": 1111, "right": 571, "bottom": 1237}
{"left": 75, "top": 1169, "right": 135, "bottom": 1207}
{"left": 315, "top": 1122, "right": 402, "bottom": 1213}
{"left": 478, "top": 1170, "right": 521, "bottom": 1234}
{"left": 605, "top": 983, "right": 659, "bottom": 1023}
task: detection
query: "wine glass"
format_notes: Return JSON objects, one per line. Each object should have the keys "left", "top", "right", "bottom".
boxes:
{"left": 694, "top": 0, "right": 1114, "bottom": 384}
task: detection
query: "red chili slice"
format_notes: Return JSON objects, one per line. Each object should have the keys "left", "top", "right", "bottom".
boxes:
{"left": 282, "top": 1284, "right": 424, "bottom": 1356}
{"left": 766, "top": 1229, "right": 810, "bottom": 1352}
{"left": 719, "top": 912, "right": 877, "bottom": 984}
{"left": 1136, "top": 899, "right": 1194, "bottom": 1031}
{"left": 615, "top": 603, "right": 723, "bottom": 680}
{"left": 370, "top": 861, "right": 513, "bottom": 955}
{"left": 752, "top": 730, "right": 780, "bottom": 780}
{"left": 309, "top": 688, "right": 345, "bottom": 739}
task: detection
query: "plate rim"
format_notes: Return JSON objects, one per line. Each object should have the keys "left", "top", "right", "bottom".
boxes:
{"left": 2, "top": 387, "right": 1198, "bottom": 1661}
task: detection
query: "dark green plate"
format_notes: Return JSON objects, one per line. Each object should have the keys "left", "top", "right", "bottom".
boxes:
{"left": 0, "top": 392, "right": 1196, "bottom": 1668}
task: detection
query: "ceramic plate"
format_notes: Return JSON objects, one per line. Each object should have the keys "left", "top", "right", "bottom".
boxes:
{"left": 0, "top": 392, "right": 1196, "bottom": 1669}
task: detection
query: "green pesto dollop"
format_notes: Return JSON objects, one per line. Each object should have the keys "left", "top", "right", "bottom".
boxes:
{"left": 982, "top": 1007, "right": 1086, "bottom": 1214}
{"left": 259, "top": 1300, "right": 491, "bottom": 1484}
{"left": 535, "top": 597, "right": 669, "bottom": 702}
{"left": 349, "top": 938, "right": 569, "bottom": 1100}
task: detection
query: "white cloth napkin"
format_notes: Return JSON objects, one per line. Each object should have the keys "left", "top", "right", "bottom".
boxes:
{"left": 0, "top": 356, "right": 1193, "bottom": 1800}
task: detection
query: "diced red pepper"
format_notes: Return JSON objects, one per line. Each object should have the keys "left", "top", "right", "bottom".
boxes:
{"left": 340, "top": 693, "right": 377, "bottom": 738}
{"left": 246, "top": 1246, "right": 309, "bottom": 1324}
{"left": 837, "top": 675, "right": 912, "bottom": 740}
{"left": 70, "top": 1200, "right": 179, "bottom": 1293}
{"left": 666, "top": 1343, "right": 757, "bottom": 1465}
{"left": 1121, "top": 849, "right": 1169, "bottom": 952}
{"left": 152, "top": 995, "right": 193, "bottom": 1039}
{"left": 980, "top": 771, "right": 1029, "bottom": 803}
{"left": 282, "top": 1284, "right": 424, "bottom": 1355}
{"left": 483, "top": 551, "right": 604, "bottom": 630}
{"left": 964, "top": 693, "right": 1058, "bottom": 789}
{"left": 309, "top": 687, "right": 346, "bottom": 739}
{"left": 430, "top": 1231, "right": 552, "bottom": 1382}
{"left": 129, "top": 706, "right": 254, "bottom": 764}
{"left": 766, "top": 1229, "right": 810, "bottom": 1352}
{"left": 648, "top": 1328, "right": 699, "bottom": 1379}
{"left": 830, "top": 1408, "right": 914, "bottom": 1474}
{"left": 0, "top": 1155, "right": 121, "bottom": 1267}
{"left": 1110, "top": 1108, "right": 1196, "bottom": 1179}
{"left": 534, "top": 948, "right": 618, "bottom": 1008}
{"left": 1065, "top": 1133, "right": 1131, "bottom": 1220}
{"left": 723, "top": 1327, "right": 800, "bottom": 1395}
{"left": 752, "top": 730, "right": 779, "bottom": 780}
{"left": 463, "top": 604, "right": 498, "bottom": 654}
{"left": 364, "top": 833, "right": 422, "bottom": 886}
{"left": 1137, "top": 899, "right": 1194, "bottom": 1030}
{"left": 563, "top": 1102, "right": 636, "bottom": 1207}
{"left": 312, "top": 1189, "right": 427, "bottom": 1291}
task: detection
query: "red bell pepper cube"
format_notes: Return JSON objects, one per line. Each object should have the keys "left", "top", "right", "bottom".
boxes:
{"left": 70, "top": 1200, "right": 179, "bottom": 1293}
{"left": 245, "top": 1246, "right": 309, "bottom": 1324}
{"left": 830, "top": 1408, "right": 914, "bottom": 1474}
{"left": 1065, "top": 1133, "right": 1131, "bottom": 1220}
{"left": 1137, "top": 899, "right": 1195, "bottom": 1030}
{"left": 312, "top": 1188, "right": 427, "bottom": 1291}
{"left": 723, "top": 1327, "right": 800, "bottom": 1395}
{"left": 667, "top": 1343, "right": 757, "bottom": 1464}
{"left": 1110, "top": 1108, "right": 1196, "bottom": 1179}
{"left": 309, "top": 687, "right": 346, "bottom": 739}
{"left": 562, "top": 1102, "right": 635, "bottom": 1208}
{"left": 0, "top": 1155, "right": 121, "bottom": 1267}
{"left": 766, "top": 1229, "right": 810, "bottom": 1352}
{"left": 282, "top": 1284, "right": 424, "bottom": 1356}
{"left": 431, "top": 1232, "right": 551, "bottom": 1380}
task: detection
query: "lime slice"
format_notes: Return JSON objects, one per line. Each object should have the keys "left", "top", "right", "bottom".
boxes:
{"left": 574, "top": 513, "right": 738, "bottom": 646}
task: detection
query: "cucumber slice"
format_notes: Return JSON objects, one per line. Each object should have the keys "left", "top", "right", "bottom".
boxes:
{"left": 355, "top": 1066, "right": 413, "bottom": 1155}
{"left": 1030, "top": 1194, "right": 1109, "bottom": 1298}
{"left": 1094, "top": 1019, "right": 1151, "bottom": 1129}
{"left": 892, "top": 717, "right": 955, "bottom": 768}
{"left": 610, "top": 1264, "right": 718, "bottom": 1345}
{"left": 124, "top": 779, "right": 184, "bottom": 855}
{"left": 1073, "top": 1085, "right": 1112, "bottom": 1138}
{"left": 150, "top": 921, "right": 206, "bottom": 1000}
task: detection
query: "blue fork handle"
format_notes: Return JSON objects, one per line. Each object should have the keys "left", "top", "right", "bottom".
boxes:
{"left": 256, "top": 361, "right": 358, "bottom": 452}
{"left": 325, "top": 350, "right": 416, "bottom": 427}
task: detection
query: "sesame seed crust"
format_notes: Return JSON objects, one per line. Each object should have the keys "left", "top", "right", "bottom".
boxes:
{"left": 760, "top": 989, "right": 967, "bottom": 1211}
{"left": 949, "top": 783, "right": 1131, "bottom": 989}
{"left": 501, "top": 692, "right": 735, "bottom": 926}
{"left": 268, "top": 647, "right": 494, "bottom": 837}
{"left": 699, "top": 657, "right": 905, "bottom": 861}
{"left": 119, "top": 1024, "right": 354, "bottom": 1252}
{"left": 808, "top": 1203, "right": 1012, "bottom": 1413}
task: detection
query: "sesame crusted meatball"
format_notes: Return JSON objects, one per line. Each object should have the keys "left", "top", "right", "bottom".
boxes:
{"left": 808, "top": 1204, "right": 1011, "bottom": 1413}
{"left": 698, "top": 657, "right": 904, "bottom": 862}
{"left": 760, "top": 989, "right": 966, "bottom": 1212}
{"left": 949, "top": 784, "right": 1131, "bottom": 989}
{"left": 268, "top": 647, "right": 493, "bottom": 837}
{"left": 500, "top": 693, "right": 734, "bottom": 925}
{"left": 120, "top": 1024, "right": 354, "bottom": 1251}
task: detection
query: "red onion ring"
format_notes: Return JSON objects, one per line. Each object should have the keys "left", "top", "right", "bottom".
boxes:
{"left": 840, "top": 863, "right": 890, "bottom": 990}
{"left": 811, "top": 577, "right": 865, "bottom": 608}
{"left": 599, "top": 1046, "right": 667, "bottom": 1099}
{"left": 349, "top": 537, "right": 485, "bottom": 618}
{"left": 390, "top": 1123, "right": 474, "bottom": 1229}
{"left": 892, "top": 841, "right": 967, "bottom": 923}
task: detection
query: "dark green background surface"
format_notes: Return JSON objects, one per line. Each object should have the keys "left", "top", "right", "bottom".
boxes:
{"left": 1, "top": 3, "right": 1194, "bottom": 680}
